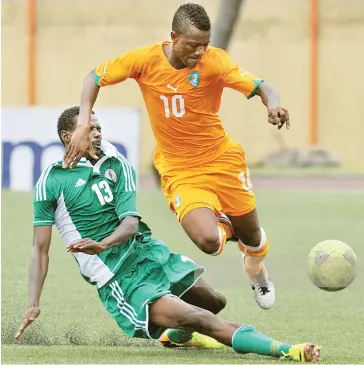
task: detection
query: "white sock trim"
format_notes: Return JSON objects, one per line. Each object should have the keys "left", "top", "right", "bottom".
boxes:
{"left": 238, "top": 227, "right": 267, "bottom": 252}
{"left": 232, "top": 324, "right": 255, "bottom": 351}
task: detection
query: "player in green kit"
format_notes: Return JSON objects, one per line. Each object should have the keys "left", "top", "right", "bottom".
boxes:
{"left": 16, "top": 107, "right": 321, "bottom": 362}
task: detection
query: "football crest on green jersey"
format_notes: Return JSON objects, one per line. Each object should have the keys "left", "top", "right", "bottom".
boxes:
{"left": 105, "top": 169, "right": 117, "bottom": 183}
{"left": 188, "top": 71, "right": 200, "bottom": 87}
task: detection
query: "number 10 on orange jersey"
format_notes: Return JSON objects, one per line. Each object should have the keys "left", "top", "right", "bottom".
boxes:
{"left": 160, "top": 95, "right": 186, "bottom": 118}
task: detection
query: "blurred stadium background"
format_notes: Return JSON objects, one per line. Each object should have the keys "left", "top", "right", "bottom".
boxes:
{"left": 2, "top": 0, "right": 364, "bottom": 364}
{"left": 2, "top": 0, "right": 364, "bottom": 178}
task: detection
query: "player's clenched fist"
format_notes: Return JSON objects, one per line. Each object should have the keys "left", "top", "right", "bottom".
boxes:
{"left": 15, "top": 306, "right": 40, "bottom": 340}
{"left": 268, "top": 107, "right": 290, "bottom": 130}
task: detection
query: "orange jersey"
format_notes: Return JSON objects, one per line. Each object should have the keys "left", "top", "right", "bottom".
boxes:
{"left": 94, "top": 42, "right": 263, "bottom": 173}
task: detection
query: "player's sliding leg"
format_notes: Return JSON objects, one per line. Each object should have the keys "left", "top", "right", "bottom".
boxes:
{"left": 161, "top": 277, "right": 229, "bottom": 348}
{"left": 163, "top": 204, "right": 236, "bottom": 348}
{"left": 229, "top": 209, "right": 275, "bottom": 310}
{"left": 151, "top": 295, "right": 321, "bottom": 362}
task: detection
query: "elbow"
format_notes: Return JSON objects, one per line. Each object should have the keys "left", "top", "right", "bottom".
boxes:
{"left": 33, "top": 243, "right": 49, "bottom": 256}
{"left": 83, "top": 71, "right": 97, "bottom": 88}
{"left": 126, "top": 216, "right": 139, "bottom": 236}
{"left": 130, "top": 219, "right": 139, "bottom": 236}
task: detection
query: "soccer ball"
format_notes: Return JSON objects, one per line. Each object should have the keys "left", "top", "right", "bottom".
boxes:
{"left": 308, "top": 240, "right": 357, "bottom": 292}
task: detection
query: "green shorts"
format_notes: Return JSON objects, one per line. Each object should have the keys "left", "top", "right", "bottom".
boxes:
{"left": 98, "top": 237, "right": 204, "bottom": 340}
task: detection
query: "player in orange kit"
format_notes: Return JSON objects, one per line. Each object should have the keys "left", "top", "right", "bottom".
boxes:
{"left": 64, "top": 3, "right": 290, "bottom": 331}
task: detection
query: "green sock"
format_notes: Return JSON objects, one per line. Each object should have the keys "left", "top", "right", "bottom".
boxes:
{"left": 167, "top": 329, "right": 193, "bottom": 344}
{"left": 232, "top": 325, "right": 291, "bottom": 358}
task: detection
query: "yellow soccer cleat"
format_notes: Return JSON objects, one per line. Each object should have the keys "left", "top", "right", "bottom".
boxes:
{"left": 160, "top": 330, "right": 225, "bottom": 349}
{"left": 281, "top": 343, "right": 321, "bottom": 362}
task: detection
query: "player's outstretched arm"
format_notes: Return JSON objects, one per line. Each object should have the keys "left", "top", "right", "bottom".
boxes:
{"left": 63, "top": 72, "right": 100, "bottom": 168}
{"left": 101, "top": 216, "right": 139, "bottom": 248}
{"left": 78, "top": 71, "right": 100, "bottom": 131}
{"left": 255, "top": 82, "right": 290, "bottom": 130}
{"left": 15, "top": 226, "right": 52, "bottom": 340}
{"left": 216, "top": 49, "right": 290, "bottom": 130}
{"left": 64, "top": 48, "right": 143, "bottom": 168}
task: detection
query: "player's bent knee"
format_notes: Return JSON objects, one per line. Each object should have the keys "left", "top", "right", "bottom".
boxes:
{"left": 198, "top": 288, "right": 227, "bottom": 313}
{"left": 212, "top": 291, "right": 227, "bottom": 313}
{"left": 193, "top": 233, "right": 221, "bottom": 255}
{"left": 238, "top": 226, "right": 262, "bottom": 248}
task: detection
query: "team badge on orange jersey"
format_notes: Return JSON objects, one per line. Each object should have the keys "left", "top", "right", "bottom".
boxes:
{"left": 188, "top": 71, "right": 200, "bottom": 87}
{"left": 174, "top": 195, "right": 182, "bottom": 208}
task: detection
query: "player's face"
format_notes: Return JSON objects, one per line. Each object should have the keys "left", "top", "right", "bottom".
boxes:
{"left": 89, "top": 116, "right": 102, "bottom": 153}
{"left": 171, "top": 26, "right": 210, "bottom": 68}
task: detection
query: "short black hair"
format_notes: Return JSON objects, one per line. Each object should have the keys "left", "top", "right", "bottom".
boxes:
{"left": 172, "top": 3, "right": 211, "bottom": 35}
{"left": 57, "top": 106, "right": 94, "bottom": 145}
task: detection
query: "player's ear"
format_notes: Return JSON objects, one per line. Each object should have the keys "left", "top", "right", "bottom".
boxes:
{"left": 61, "top": 130, "right": 71, "bottom": 144}
{"left": 171, "top": 31, "right": 177, "bottom": 42}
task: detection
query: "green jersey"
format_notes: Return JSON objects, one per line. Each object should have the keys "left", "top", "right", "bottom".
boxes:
{"left": 33, "top": 142, "right": 148, "bottom": 288}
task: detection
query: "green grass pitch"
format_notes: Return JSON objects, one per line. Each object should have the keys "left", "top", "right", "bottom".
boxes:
{"left": 2, "top": 188, "right": 363, "bottom": 363}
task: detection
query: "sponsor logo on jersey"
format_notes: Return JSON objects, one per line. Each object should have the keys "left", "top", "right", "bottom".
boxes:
{"left": 188, "top": 71, "right": 200, "bottom": 87}
{"left": 166, "top": 84, "right": 179, "bottom": 92}
{"left": 75, "top": 178, "right": 86, "bottom": 187}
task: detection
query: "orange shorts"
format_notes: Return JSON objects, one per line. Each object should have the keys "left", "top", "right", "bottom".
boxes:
{"left": 161, "top": 140, "right": 256, "bottom": 222}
